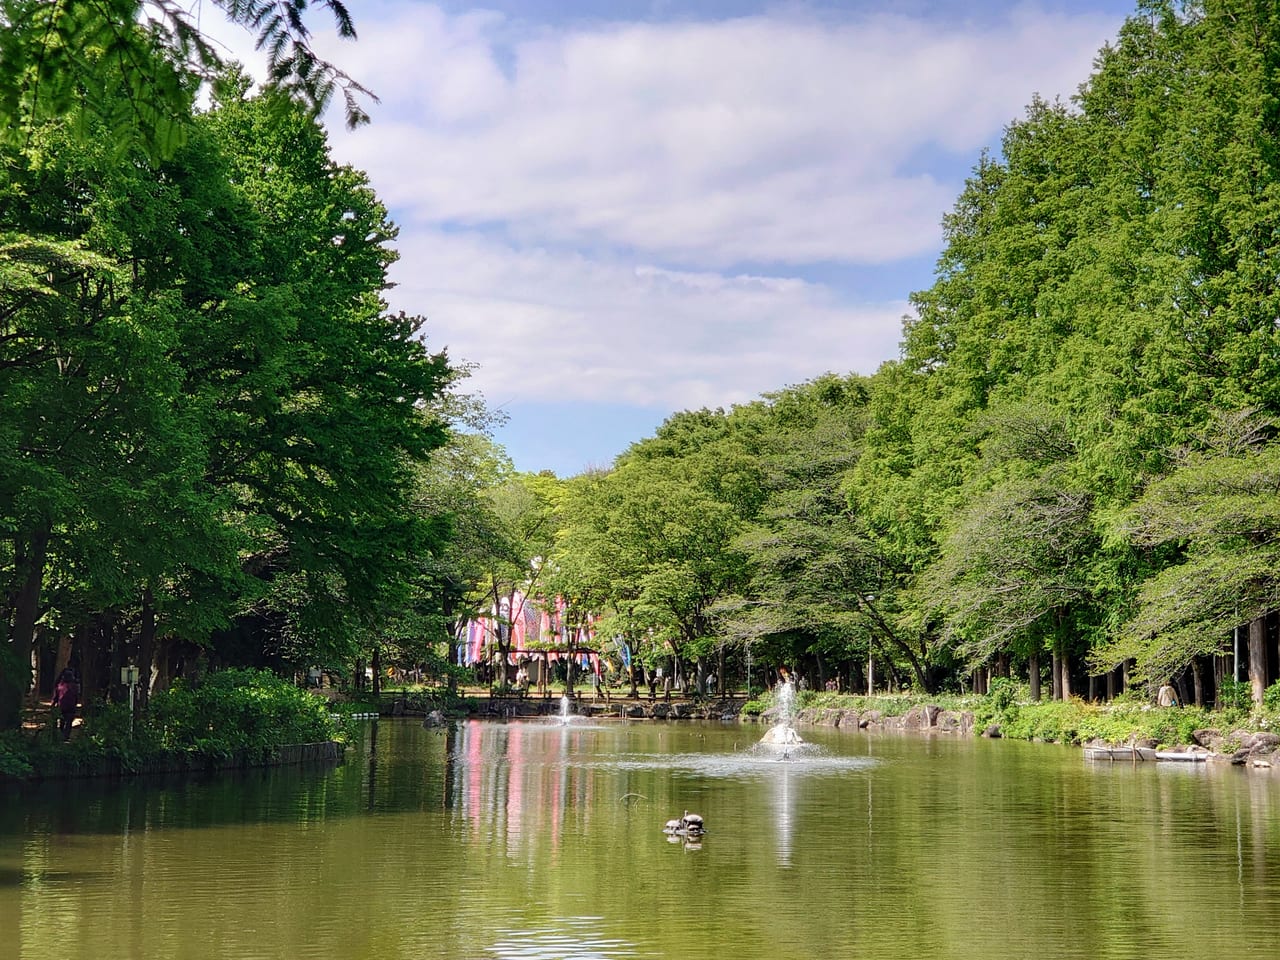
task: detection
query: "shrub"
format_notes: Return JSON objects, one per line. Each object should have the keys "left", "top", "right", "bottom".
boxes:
{"left": 1263, "top": 680, "right": 1280, "bottom": 713}
{"left": 1146, "top": 706, "right": 1213, "bottom": 749}
{"left": 987, "top": 677, "right": 1019, "bottom": 713}
{"left": 999, "top": 699, "right": 1087, "bottom": 743}
{"left": 0, "top": 643, "right": 28, "bottom": 730}
{"left": 146, "top": 668, "right": 338, "bottom": 763}
{"left": 1217, "top": 678, "right": 1252, "bottom": 712}
{"left": 0, "top": 731, "right": 33, "bottom": 779}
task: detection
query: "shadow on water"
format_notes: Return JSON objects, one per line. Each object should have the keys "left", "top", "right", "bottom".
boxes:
{"left": 0, "top": 719, "right": 459, "bottom": 839}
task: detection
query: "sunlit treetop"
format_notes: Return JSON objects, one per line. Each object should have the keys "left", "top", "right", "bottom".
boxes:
{"left": 0, "top": 0, "right": 375, "bottom": 159}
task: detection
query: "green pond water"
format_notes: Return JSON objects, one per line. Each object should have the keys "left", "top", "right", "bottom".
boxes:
{"left": 3, "top": 717, "right": 1280, "bottom": 960}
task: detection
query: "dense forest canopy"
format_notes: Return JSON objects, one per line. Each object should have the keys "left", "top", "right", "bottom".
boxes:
{"left": 7, "top": 0, "right": 1280, "bottom": 724}
{"left": 0, "top": 7, "right": 451, "bottom": 725}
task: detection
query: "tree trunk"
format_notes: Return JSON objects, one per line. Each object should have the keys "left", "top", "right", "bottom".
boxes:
{"left": 372, "top": 645, "right": 382, "bottom": 697}
{"left": 152, "top": 636, "right": 175, "bottom": 696}
{"left": 54, "top": 633, "right": 72, "bottom": 680}
{"left": 107, "top": 615, "right": 126, "bottom": 707}
{"left": 443, "top": 597, "right": 459, "bottom": 696}
{"left": 78, "top": 617, "right": 111, "bottom": 720}
{"left": 1029, "top": 651, "right": 1042, "bottom": 702}
{"left": 1192, "top": 660, "right": 1204, "bottom": 708}
{"left": 1249, "top": 614, "right": 1267, "bottom": 707}
{"left": 1060, "top": 650, "right": 1072, "bottom": 700}
{"left": 858, "top": 595, "right": 933, "bottom": 692}
{"left": 1051, "top": 650, "right": 1062, "bottom": 701}
{"left": 8, "top": 523, "right": 51, "bottom": 690}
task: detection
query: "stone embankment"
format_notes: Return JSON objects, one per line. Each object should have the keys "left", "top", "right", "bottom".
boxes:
{"left": 784, "top": 704, "right": 1280, "bottom": 770}
{"left": 787, "top": 703, "right": 976, "bottom": 736}
{"left": 1136, "top": 728, "right": 1280, "bottom": 768}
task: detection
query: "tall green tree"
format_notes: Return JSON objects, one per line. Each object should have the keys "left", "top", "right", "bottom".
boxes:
{"left": 556, "top": 409, "right": 765, "bottom": 692}
{"left": 1103, "top": 410, "right": 1280, "bottom": 704}
{"left": 2, "top": 81, "right": 452, "bottom": 718}
{"left": 0, "top": 0, "right": 373, "bottom": 158}
{"left": 717, "top": 375, "right": 931, "bottom": 692}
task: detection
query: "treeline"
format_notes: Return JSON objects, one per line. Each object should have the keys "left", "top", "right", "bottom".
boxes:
{"left": 8, "top": 0, "right": 1280, "bottom": 725}
{"left": 541, "top": 1, "right": 1280, "bottom": 707}
{"left": 0, "top": 18, "right": 458, "bottom": 725}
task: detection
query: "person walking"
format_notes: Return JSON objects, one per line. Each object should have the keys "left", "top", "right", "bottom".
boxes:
{"left": 52, "top": 668, "right": 80, "bottom": 742}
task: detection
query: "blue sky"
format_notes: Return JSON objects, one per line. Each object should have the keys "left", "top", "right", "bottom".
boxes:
{"left": 234, "top": 0, "right": 1139, "bottom": 475}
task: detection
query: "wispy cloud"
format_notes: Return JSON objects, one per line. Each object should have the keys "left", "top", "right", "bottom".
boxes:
{"left": 392, "top": 229, "right": 906, "bottom": 408}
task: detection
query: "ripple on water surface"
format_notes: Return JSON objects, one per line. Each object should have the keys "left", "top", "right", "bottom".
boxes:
{"left": 488, "top": 916, "right": 654, "bottom": 960}
{"left": 585, "top": 747, "right": 878, "bottom": 780}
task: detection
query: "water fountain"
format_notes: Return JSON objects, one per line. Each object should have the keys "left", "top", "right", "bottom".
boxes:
{"left": 535, "top": 693, "right": 602, "bottom": 730}
{"left": 554, "top": 694, "right": 578, "bottom": 725}
{"left": 758, "top": 680, "right": 804, "bottom": 749}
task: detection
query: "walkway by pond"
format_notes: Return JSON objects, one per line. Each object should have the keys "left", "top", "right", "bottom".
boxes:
{"left": 3, "top": 718, "right": 1278, "bottom": 960}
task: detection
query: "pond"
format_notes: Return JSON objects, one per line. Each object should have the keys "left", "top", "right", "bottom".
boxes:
{"left": 3, "top": 716, "right": 1280, "bottom": 960}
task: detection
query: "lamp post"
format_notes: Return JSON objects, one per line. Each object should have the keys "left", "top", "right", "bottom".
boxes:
{"left": 121, "top": 664, "right": 140, "bottom": 735}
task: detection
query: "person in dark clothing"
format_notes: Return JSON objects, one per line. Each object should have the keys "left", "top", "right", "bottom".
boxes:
{"left": 51, "top": 668, "right": 80, "bottom": 742}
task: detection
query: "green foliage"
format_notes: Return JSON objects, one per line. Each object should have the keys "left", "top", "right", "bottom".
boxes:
{"left": 0, "top": 0, "right": 373, "bottom": 160}
{"left": 556, "top": 423, "right": 753, "bottom": 669}
{"left": 997, "top": 700, "right": 1084, "bottom": 744}
{"left": 987, "top": 676, "right": 1019, "bottom": 713}
{"left": 146, "top": 668, "right": 337, "bottom": 762}
{"left": 844, "top": 1, "right": 1280, "bottom": 688}
{"left": 1, "top": 669, "right": 341, "bottom": 779}
{"left": 1144, "top": 707, "right": 1215, "bottom": 751}
{"left": 1261, "top": 681, "right": 1280, "bottom": 714}
{"left": 0, "top": 730, "right": 33, "bottom": 778}
{"left": 991, "top": 697, "right": 1216, "bottom": 749}
{"left": 1218, "top": 678, "right": 1253, "bottom": 713}
{"left": 1103, "top": 417, "right": 1280, "bottom": 681}
{"left": 0, "top": 642, "right": 27, "bottom": 728}
{"left": 1, "top": 84, "right": 454, "bottom": 697}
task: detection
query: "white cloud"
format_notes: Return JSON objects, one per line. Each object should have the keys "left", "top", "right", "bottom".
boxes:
{"left": 389, "top": 230, "right": 906, "bottom": 409}
{"left": 323, "top": 3, "right": 1118, "bottom": 265}
{"left": 197, "top": 2, "right": 1125, "bottom": 426}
